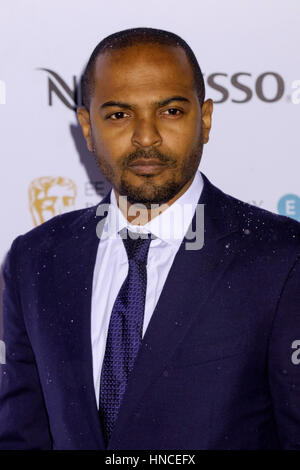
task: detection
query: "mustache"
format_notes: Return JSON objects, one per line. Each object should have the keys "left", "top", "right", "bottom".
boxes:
{"left": 123, "top": 148, "right": 175, "bottom": 167}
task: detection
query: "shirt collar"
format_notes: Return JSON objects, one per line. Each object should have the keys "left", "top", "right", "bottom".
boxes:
{"left": 104, "top": 170, "right": 203, "bottom": 246}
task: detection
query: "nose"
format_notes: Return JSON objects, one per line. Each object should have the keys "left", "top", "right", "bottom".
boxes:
{"left": 131, "top": 117, "right": 162, "bottom": 148}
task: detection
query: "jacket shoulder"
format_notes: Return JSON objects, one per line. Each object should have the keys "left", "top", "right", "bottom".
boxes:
{"left": 11, "top": 204, "right": 100, "bottom": 253}
{"left": 224, "top": 190, "right": 300, "bottom": 251}
{"left": 201, "top": 171, "right": 300, "bottom": 253}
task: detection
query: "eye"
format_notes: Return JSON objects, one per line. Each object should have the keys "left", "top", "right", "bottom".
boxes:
{"left": 107, "top": 111, "right": 130, "bottom": 120}
{"left": 162, "top": 108, "right": 183, "bottom": 116}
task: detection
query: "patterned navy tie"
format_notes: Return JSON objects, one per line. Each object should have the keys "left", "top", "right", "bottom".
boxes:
{"left": 99, "top": 227, "right": 153, "bottom": 445}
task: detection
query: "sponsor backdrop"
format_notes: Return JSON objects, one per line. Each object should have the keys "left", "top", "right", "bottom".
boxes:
{"left": 0, "top": 0, "right": 299, "bottom": 334}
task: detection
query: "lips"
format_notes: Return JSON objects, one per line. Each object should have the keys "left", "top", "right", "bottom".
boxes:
{"left": 127, "top": 158, "right": 168, "bottom": 176}
{"left": 128, "top": 158, "right": 166, "bottom": 167}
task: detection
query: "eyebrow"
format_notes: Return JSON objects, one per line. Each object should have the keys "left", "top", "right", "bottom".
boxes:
{"left": 99, "top": 95, "right": 191, "bottom": 110}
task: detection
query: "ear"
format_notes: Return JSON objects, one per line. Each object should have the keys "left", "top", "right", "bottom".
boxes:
{"left": 201, "top": 99, "right": 213, "bottom": 144}
{"left": 77, "top": 106, "right": 93, "bottom": 152}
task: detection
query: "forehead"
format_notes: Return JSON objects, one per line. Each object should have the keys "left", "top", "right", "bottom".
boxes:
{"left": 92, "top": 44, "right": 196, "bottom": 102}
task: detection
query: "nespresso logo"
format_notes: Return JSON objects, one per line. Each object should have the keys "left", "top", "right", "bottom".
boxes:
{"left": 38, "top": 68, "right": 78, "bottom": 110}
{"left": 38, "top": 68, "right": 298, "bottom": 109}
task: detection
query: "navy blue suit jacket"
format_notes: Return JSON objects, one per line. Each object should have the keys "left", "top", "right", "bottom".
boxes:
{"left": 0, "top": 172, "right": 300, "bottom": 450}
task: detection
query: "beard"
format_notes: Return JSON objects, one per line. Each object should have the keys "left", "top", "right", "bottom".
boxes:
{"left": 93, "top": 136, "right": 203, "bottom": 208}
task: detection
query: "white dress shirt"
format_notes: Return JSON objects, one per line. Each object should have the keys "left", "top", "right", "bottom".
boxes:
{"left": 91, "top": 170, "right": 204, "bottom": 408}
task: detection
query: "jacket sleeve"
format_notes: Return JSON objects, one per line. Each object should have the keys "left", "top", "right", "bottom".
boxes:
{"left": 268, "top": 254, "right": 300, "bottom": 449}
{"left": 0, "top": 237, "right": 52, "bottom": 449}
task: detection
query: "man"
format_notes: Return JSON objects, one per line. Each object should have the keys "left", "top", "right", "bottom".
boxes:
{"left": 0, "top": 27, "right": 300, "bottom": 450}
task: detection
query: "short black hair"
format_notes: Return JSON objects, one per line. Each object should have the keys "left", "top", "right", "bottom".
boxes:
{"left": 81, "top": 27, "right": 205, "bottom": 110}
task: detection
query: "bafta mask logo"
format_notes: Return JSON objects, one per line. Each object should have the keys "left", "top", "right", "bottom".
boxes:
{"left": 29, "top": 176, "right": 77, "bottom": 226}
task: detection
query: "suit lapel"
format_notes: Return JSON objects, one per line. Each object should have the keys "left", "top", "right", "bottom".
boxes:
{"left": 51, "top": 191, "right": 111, "bottom": 449}
{"left": 108, "top": 172, "right": 242, "bottom": 449}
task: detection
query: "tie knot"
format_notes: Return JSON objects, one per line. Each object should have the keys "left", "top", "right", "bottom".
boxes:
{"left": 119, "top": 228, "right": 154, "bottom": 264}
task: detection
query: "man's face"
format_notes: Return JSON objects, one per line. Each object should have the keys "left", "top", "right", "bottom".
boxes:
{"left": 78, "top": 43, "right": 213, "bottom": 206}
